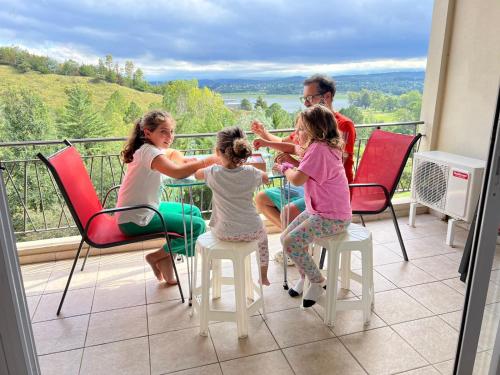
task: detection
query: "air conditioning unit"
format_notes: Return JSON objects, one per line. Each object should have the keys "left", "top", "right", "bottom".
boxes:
{"left": 409, "top": 151, "right": 485, "bottom": 246}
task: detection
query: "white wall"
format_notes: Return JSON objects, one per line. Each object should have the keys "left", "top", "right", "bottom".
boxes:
{"left": 422, "top": 0, "right": 500, "bottom": 160}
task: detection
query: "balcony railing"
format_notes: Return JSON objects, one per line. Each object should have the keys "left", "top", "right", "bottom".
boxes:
{"left": 0, "top": 121, "right": 423, "bottom": 240}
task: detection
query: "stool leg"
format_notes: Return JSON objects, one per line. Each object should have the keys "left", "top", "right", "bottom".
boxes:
{"left": 199, "top": 253, "right": 211, "bottom": 336}
{"left": 340, "top": 251, "right": 351, "bottom": 290}
{"left": 245, "top": 255, "right": 254, "bottom": 301}
{"left": 233, "top": 258, "right": 248, "bottom": 338}
{"left": 212, "top": 259, "right": 222, "bottom": 299}
{"left": 325, "top": 247, "right": 341, "bottom": 327}
{"left": 361, "top": 245, "right": 372, "bottom": 324}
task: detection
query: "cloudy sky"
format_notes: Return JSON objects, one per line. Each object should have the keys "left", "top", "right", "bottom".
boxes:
{"left": 0, "top": 0, "right": 434, "bottom": 79}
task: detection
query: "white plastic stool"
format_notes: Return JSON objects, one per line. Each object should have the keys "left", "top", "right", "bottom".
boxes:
{"left": 192, "top": 231, "right": 266, "bottom": 338}
{"left": 305, "top": 223, "right": 374, "bottom": 326}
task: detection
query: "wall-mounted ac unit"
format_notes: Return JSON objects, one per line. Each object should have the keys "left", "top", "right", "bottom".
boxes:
{"left": 409, "top": 151, "right": 485, "bottom": 246}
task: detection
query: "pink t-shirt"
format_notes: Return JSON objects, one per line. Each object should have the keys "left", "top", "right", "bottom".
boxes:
{"left": 298, "top": 142, "right": 352, "bottom": 221}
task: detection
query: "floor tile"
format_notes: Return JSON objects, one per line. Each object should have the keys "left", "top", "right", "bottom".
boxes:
{"left": 96, "top": 263, "right": 145, "bottom": 286}
{"left": 32, "top": 314, "right": 89, "bottom": 355}
{"left": 261, "top": 282, "right": 304, "bottom": 313}
{"left": 85, "top": 305, "right": 148, "bottom": 346}
{"left": 398, "top": 366, "right": 441, "bottom": 374}
{"left": 392, "top": 316, "right": 459, "bottom": 363}
{"left": 169, "top": 363, "right": 222, "bottom": 375}
{"left": 146, "top": 275, "right": 189, "bottom": 304}
{"left": 403, "top": 281, "right": 465, "bottom": 314}
{"left": 92, "top": 281, "right": 146, "bottom": 312}
{"left": 150, "top": 326, "right": 217, "bottom": 374}
{"left": 340, "top": 326, "right": 428, "bottom": 374}
{"left": 220, "top": 350, "right": 294, "bottom": 375}
{"left": 283, "top": 337, "right": 366, "bottom": 374}
{"left": 411, "top": 255, "right": 461, "bottom": 280}
{"left": 264, "top": 307, "right": 334, "bottom": 348}
{"left": 44, "top": 265, "right": 99, "bottom": 294}
{"left": 38, "top": 348, "right": 83, "bottom": 375}
{"left": 209, "top": 315, "right": 278, "bottom": 361}
{"left": 442, "top": 277, "right": 466, "bottom": 295}
{"left": 26, "top": 294, "right": 41, "bottom": 320}
{"left": 372, "top": 289, "right": 433, "bottom": 324}
{"left": 33, "top": 287, "right": 94, "bottom": 322}
{"left": 148, "top": 299, "right": 198, "bottom": 335}
{"left": 80, "top": 336, "right": 150, "bottom": 375}
{"left": 375, "top": 262, "right": 437, "bottom": 288}
{"left": 22, "top": 271, "right": 51, "bottom": 296}
{"left": 348, "top": 270, "right": 398, "bottom": 295}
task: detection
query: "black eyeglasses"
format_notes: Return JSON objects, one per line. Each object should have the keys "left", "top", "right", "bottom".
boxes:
{"left": 299, "top": 92, "right": 324, "bottom": 104}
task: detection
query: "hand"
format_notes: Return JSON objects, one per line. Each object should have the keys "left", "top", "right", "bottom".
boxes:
{"left": 262, "top": 173, "right": 270, "bottom": 185}
{"left": 274, "top": 162, "right": 295, "bottom": 174}
{"left": 202, "top": 155, "right": 221, "bottom": 167}
{"left": 250, "top": 120, "right": 266, "bottom": 137}
{"left": 253, "top": 138, "right": 268, "bottom": 150}
{"left": 274, "top": 153, "right": 298, "bottom": 165}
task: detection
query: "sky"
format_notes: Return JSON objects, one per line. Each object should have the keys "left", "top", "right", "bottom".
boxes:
{"left": 0, "top": 0, "right": 434, "bottom": 80}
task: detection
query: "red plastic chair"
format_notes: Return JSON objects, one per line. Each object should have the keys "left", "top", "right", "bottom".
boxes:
{"left": 350, "top": 130, "right": 422, "bottom": 261}
{"left": 38, "top": 141, "right": 185, "bottom": 315}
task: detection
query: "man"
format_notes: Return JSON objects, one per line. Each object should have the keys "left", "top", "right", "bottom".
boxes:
{"left": 252, "top": 74, "right": 356, "bottom": 229}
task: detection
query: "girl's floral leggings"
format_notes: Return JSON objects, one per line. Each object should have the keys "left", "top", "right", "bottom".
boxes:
{"left": 281, "top": 211, "right": 350, "bottom": 283}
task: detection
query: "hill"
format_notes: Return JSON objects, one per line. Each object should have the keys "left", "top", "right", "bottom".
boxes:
{"left": 0, "top": 65, "right": 163, "bottom": 111}
{"left": 199, "top": 71, "right": 425, "bottom": 95}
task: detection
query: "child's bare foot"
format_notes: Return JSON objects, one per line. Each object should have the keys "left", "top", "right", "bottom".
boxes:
{"left": 260, "top": 277, "right": 271, "bottom": 286}
{"left": 145, "top": 253, "right": 163, "bottom": 281}
{"left": 157, "top": 258, "right": 177, "bottom": 286}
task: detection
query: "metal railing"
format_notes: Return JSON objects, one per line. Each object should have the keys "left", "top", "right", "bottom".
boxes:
{"left": 0, "top": 120, "right": 423, "bottom": 240}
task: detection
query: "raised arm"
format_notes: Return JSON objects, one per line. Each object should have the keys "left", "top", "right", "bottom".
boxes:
{"left": 253, "top": 139, "right": 297, "bottom": 154}
{"left": 251, "top": 120, "right": 284, "bottom": 142}
{"left": 151, "top": 154, "right": 218, "bottom": 179}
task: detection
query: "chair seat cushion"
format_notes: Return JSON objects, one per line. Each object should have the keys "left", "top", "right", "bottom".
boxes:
{"left": 86, "top": 214, "right": 183, "bottom": 247}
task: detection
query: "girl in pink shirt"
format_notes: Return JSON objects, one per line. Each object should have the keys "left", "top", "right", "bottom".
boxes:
{"left": 277, "top": 105, "right": 352, "bottom": 307}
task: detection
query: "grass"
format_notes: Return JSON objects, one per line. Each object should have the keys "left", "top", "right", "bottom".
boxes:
{"left": 0, "top": 65, "right": 163, "bottom": 111}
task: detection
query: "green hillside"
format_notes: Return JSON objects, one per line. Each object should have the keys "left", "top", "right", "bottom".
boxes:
{"left": 0, "top": 65, "right": 162, "bottom": 111}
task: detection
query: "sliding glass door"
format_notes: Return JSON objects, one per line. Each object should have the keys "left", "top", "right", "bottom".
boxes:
{"left": 455, "top": 86, "right": 500, "bottom": 374}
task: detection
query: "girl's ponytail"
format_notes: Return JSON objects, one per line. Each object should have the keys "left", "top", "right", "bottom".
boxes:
{"left": 121, "top": 117, "right": 145, "bottom": 163}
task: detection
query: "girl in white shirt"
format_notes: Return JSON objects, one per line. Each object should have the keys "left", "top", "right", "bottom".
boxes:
{"left": 117, "top": 110, "right": 218, "bottom": 284}
{"left": 195, "top": 126, "right": 270, "bottom": 285}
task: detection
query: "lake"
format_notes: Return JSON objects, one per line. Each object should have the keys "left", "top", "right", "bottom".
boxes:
{"left": 221, "top": 93, "right": 349, "bottom": 113}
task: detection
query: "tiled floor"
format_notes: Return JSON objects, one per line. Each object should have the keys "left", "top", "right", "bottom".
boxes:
{"left": 22, "top": 214, "right": 500, "bottom": 375}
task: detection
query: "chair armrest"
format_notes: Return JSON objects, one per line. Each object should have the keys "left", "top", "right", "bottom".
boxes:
{"left": 102, "top": 185, "right": 121, "bottom": 207}
{"left": 349, "top": 183, "right": 390, "bottom": 201}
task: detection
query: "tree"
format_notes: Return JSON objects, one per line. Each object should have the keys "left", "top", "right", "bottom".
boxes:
{"left": 58, "top": 86, "right": 110, "bottom": 143}
{"left": 339, "top": 105, "right": 364, "bottom": 125}
{"left": 240, "top": 98, "right": 253, "bottom": 111}
{"left": 254, "top": 96, "right": 268, "bottom": 110}
{"left": 132, "top": 68, "right": 146, "bottom": 91}
{"left": 265, "top": 103, "right": 291, "bottom": 129}
{"left": 59, "top": 60, "right": 80, "bottom": 76}
{"left": 0, "top": 88, "right": 55, "bottom": 142}
{"left": 124, "top": 101, "right": 142, "bottom": 124}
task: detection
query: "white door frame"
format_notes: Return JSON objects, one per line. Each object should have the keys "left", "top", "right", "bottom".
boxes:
{"left": 0, "top": 165, "right": 40, "bottom": 375}
{"left": 454, "top": 85, "right": 500, "bottom": 374}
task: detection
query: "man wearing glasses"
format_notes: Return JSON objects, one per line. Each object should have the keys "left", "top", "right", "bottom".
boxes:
{"left": 252, "top": 74, "right": 356, "bottom": 230}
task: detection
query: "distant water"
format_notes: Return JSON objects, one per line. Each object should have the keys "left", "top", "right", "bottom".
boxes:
{"left": 222, "top": 94, "right": 349, "bottom": 113}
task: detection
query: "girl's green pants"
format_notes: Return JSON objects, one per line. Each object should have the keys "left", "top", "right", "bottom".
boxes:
{"left": 119, "top": 202, "right": 205, "bottom": 256}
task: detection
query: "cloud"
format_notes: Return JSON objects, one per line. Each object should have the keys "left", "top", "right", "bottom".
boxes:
{"left": 0, "top": 0, "right": 434, "bottom": 78}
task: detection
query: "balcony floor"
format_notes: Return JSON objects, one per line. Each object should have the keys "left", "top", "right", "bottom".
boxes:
{"left": 21, "top": 214, "right": 500, "bottom": 375}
